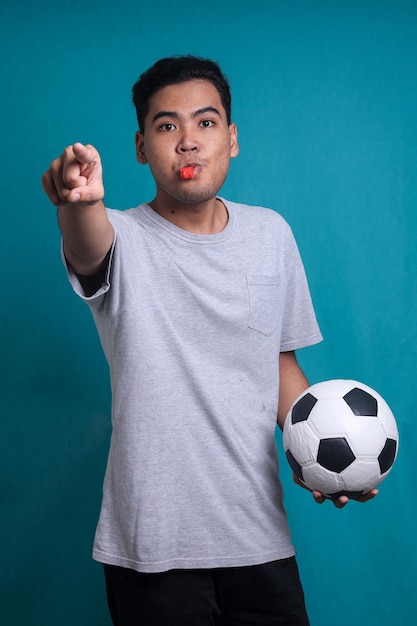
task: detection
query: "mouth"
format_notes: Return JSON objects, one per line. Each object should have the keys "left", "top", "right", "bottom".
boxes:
{"left": 179, "top": 164, "right": 201, "bottom": 180}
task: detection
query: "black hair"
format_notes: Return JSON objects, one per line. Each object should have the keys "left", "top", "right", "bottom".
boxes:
{"left": 132, "top": 55, "right": 232, "bottom": 132}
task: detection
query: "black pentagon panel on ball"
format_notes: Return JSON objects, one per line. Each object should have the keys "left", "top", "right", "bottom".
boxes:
{"left": 343, "top": 387, "right": 378, "bottom": 416}
{"left": 291, "top": 393, "right": 318, "bottom": 424}
{"left": 378, "top": 438, "right": 397, "bottom": 474}
{"left": 285, "top": 450, "right": 304, "bottom": 481}
{"left": 317, "top": 437, "right": 356, "bottom": 473}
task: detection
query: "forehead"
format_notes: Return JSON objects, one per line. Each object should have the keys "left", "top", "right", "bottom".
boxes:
{"left": 146, "top": 79, "right": 225, "bottom": 120}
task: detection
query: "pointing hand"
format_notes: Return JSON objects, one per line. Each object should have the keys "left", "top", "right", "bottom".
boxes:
{"left": 42, "top": 142, "right": 104, "bottom": 206}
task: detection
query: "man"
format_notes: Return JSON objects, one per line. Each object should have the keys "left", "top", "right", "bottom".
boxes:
{"left": 42, "top": 55, "right": 377, "bottom": 625}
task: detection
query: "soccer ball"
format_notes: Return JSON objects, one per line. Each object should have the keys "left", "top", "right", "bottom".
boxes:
{"left": 283, "top": 379, "right": 399, "bottom": 500}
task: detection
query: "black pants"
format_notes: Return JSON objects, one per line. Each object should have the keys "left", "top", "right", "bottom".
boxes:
{"left": 104, "top": 557, "right": 310, "bottom": 625}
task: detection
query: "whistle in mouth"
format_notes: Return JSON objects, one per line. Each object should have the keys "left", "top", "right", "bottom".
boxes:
{"left": 179, "top": 166, "right": 195, "bottom": 179}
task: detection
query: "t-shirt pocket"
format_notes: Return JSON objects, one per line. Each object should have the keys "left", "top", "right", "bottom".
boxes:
{"left": 246, "top": 274, "right": 281, "bottom": 337}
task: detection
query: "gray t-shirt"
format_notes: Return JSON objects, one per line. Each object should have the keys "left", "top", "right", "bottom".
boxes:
{"left": 65, "top": 198, "right": 322, "bottom": 573}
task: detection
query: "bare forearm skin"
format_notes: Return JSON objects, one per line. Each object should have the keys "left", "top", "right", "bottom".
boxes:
{"left": 277, "top": 351, "right": 310, "bottom": 430}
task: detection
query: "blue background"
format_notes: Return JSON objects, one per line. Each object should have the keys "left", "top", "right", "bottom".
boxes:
{"left": 1, "top": 1, "right": 415, "bottom": 624}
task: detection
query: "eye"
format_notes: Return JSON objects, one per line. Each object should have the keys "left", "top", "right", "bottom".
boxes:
{"left": 159, "top": 122, "right": 177, "bottom": 132}
{"left": 199, "top": 119, "right": 215, "bottom": 128}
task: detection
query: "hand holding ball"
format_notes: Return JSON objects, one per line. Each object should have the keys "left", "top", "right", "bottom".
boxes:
{"left": 283, "top": 379, "right": 399, "bottom": 501}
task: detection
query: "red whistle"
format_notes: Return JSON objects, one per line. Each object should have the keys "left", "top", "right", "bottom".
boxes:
{"left": 179, "top": 165, "right": 195, "bottom": 179}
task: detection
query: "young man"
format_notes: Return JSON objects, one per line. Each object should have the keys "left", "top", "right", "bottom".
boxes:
{"left": 42, "top": 56, "right": 377, "bottom": 625}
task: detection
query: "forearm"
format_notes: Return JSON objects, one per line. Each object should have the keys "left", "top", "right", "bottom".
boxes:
{"left": 58, "top": 201, "right": 114, "bottom": 275}
{"left": 277, "top": 351, "right": 310, "bottom": 430}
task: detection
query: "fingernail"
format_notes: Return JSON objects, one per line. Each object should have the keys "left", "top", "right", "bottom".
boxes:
{"left": 72, "top": 193, "right": 81, "bottom": 202}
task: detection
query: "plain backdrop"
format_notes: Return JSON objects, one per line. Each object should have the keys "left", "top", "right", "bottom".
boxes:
{"left": 1, "top": 1, "right": 415, "bottom": 624}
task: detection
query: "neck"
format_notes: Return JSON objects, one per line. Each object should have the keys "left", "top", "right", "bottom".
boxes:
{"left": 149, "top": 196, "right": 228, "bottom": 234}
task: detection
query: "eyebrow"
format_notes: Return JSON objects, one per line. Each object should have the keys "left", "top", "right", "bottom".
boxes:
{"left": 151, "top": 106, "right": 222, "bottom": 124}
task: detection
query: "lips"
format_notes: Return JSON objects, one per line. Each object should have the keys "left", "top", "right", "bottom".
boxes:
{"left": 179, "top": 164, "right": 201, "bottom": 179}
{"left": 179, "top": 165, "right": 195, "bottom": 179}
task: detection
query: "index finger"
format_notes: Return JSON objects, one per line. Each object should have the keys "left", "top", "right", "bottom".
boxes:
{"left": 61, "top": 143, "right": 101, "bottom": 189}
{"left": 72, "top": 142, "right": 99, "bottom": 164}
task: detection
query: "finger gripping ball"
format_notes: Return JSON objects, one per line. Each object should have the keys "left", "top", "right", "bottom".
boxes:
{"left": 283, "top": 379, "right": 399, "bottom": 500}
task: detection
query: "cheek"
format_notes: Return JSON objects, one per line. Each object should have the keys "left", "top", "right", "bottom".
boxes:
{"left": 207, "top": 159, "right": 231, "bottom": 191}
{"left": 215, "top": 135, "right": 235, "bottom": 161}
{"left": 212, "top": 142, "right": 232, "bottom": 172}
{"left": 144, "top": 136, "right": 174, "bottom": 165}
{"left": 145, "top": 150, "right": 173, "bottom": 178}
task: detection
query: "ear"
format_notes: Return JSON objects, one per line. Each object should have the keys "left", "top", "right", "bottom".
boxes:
{"left": 229, "top": 122, "right": 239, "bottom": 158}
{"left": 135, "top": 131, "right": 148, "bottom": 164}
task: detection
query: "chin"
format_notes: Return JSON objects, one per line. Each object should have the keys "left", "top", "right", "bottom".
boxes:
{"left": 171, "top": 185, "right": 221, "bottom": 206}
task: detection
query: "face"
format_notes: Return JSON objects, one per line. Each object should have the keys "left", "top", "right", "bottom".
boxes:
{"left": 135, "top": 79, "right": 239, "bottom": 206}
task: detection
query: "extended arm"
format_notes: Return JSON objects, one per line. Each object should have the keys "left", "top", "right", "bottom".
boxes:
{"left": 41, "top": 142, "right": 114, "bottom": 276}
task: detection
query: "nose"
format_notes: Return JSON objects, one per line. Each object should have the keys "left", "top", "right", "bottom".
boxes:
{"left": 177, "top": 127, "right": 198, "bottom": 153}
